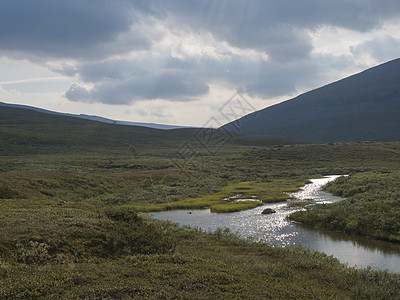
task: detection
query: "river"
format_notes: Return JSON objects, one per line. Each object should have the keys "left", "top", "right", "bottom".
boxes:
{"left": 150, "top": 175, "right": 400, "bottom": 273}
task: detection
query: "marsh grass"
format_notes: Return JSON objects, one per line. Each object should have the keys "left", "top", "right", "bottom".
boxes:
{"left": 288, "top": 201, "right": 309, "bottom": 208}
{"left": 210, "top": 201, "right": 263, "bottom": 213}
{"left": 137, "top": 180, "right": 305, "bottom": 213}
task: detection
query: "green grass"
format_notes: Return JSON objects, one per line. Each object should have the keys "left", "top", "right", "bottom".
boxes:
{"left": 288, "top": 201, "right": 310, "bottom": 208}
{"left": 136, "top": 180, "right": 305, "bottom": 213}
{"left": 210, "top": 200, "right": 263, "bottom": 213}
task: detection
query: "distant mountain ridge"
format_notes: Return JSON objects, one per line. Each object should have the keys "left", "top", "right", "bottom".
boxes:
{"left": 222, "top": 58, "right": 400, "bottom": 142}
{"left": 0, "top": 102, "right": 188, "bottom": 130}
{"left": 0, "top": 104, "right": 310, "bottom": 155}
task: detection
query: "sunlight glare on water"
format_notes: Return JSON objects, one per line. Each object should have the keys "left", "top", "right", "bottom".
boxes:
{"left": 151, "top": 175, "right": 400, "bottom": 273}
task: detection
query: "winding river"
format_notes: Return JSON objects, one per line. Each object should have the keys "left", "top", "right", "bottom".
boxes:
{"left": 151, "top": 176, "right": 400, "bottom": 273}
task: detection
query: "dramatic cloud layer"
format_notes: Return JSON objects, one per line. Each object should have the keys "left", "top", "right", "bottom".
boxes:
{"left": 0, "top": 0, "right": 400, "bottom": 125}
{"left": 0, "top": 0, "right": 162, "bottom": 60}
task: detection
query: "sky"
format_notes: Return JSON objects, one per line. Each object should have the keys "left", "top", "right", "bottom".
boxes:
{"left": 1, "top": 0, "right": 400, "bottom": 127}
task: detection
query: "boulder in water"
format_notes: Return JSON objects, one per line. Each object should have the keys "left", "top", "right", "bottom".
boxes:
{"left": 261, "top": 208, "right": 276, "bottom": 215}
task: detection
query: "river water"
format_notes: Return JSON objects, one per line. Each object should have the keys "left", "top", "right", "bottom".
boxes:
{"left": 151, "top": 176, "right": 400, "bottom": 273}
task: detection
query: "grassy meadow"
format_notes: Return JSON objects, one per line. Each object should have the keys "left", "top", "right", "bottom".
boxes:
{"left": 2, "top": 107, "right": 400, "bottom": 298}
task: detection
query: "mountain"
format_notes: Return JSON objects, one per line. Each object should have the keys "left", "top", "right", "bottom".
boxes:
{"left": 222, "top": 58, "right": 400, "bottom": 142}
{"left": 0, "top": 102, "right": 188, "bottom": 130}
{"left": 0, "top": 105, "right": 309, "bottom": 155}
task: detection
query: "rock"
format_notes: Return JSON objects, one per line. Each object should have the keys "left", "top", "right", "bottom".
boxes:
{"left": 261, "top": 208, "right": 276, "bottom": 214}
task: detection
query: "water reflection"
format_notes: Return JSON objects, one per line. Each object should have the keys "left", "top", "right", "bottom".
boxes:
{"left": 151, "top": 176, "right": 400, "bottom": 273}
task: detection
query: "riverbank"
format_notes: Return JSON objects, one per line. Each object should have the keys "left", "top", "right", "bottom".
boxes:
{"left": 151, "top": 175, "right": 400, "bottom": 272}
{"left": 289, "top": 171, "right": 400, "bottom": 243}
{"left": 2, "top": 207, "right": 400, "bottom": 299}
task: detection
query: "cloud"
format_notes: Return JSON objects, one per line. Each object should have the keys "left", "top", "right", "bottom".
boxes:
{"left": 157, "top": 0, "right": 400, "bottom": 33}
{"left": 62, "top": 54, "right": 266, "bottom": 103}
{"left": 3, "top": 0, "right": 399, "bottom": 62}
{"left": 64, "top": 84, "right": 91, "bottom": 102}
{"left": 2, "top": 0, "right": 400, "bottom": 107}
{"left": 350, "top": 35, "right": 400, "bottom": 63}
{"left": 63, "top": 49, "right": 355, "bottom": 104}
{"left": 65, "top": 70, "right": 209, "bottom": 104}
{"left": 154, "top": 0, "right": 400, "bottom": 58}
{"left": 0, "top": 0, "right": 155, "bottom": 60}
{"left": 0, "top": 77, "right": 68, "bottom": 85}
{"left": 0, "top": 85, "right": 22, "bottom": 100}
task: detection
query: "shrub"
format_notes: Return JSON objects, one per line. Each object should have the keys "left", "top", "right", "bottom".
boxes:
{"left": 16, "top": 241, "right": 51, "bottom": 264}
{"left": 0, "top": 185, "right": 19, "bottom": 199}
{"left": 103, "top": 207, "right": 177, "bottom": 255}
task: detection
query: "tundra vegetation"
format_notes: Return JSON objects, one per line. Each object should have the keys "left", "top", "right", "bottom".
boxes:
{"left": 1, "top": 108, "right": 400, "bottom": 298}
{"left": 289, "top": 170, "right": 400, "bottom": 242}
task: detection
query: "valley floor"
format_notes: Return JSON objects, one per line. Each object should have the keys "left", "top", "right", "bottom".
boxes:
{"left": 1, "top": 142, "right": 400, "bottom": 298}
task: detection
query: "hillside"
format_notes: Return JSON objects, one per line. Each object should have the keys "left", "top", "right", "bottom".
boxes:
{"left": 0, "top": 105, "right": 308, "bottom": 155}
{"left": 0, "top": 102, "right": 188, "bottom": 130}
{"left": 222, "top": 58, "right": 400, "bottom": 142}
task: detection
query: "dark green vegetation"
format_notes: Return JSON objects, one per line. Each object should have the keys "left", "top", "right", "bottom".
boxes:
{"left": 222, "top": 58, "right": 400, "bottom": 142}
{"left": 0, "top": 101, "right": 188, "bottom": 130}
{"left": 290, "top": 171, "right": 400, "bottom": 242}
{"left": 2, "top": 220, "right": 400, "bottom": 299}
{"left": 2, "top": 106, "right": 400, "bottom": 298}
{"left": 0, "top": 105, "right": 309, "bottom": 156}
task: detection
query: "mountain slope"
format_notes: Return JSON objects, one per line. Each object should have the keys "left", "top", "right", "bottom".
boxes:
{"left": 0, "top": 102, "right": 188, "bottom": 130}
{"left": 0, "top": 105, "right": 309, "bottom": 155}
{"left": 0, "top": 105, "right": 170, "bottom": 151}
{"left": 222, "top": 58, "right": 400, "bottom": 142}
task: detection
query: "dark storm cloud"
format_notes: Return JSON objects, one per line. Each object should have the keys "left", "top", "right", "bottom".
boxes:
{"left": 151, "top": 0, "right": 400, "bottom": 65}
{"left": 2, "top": 0, "right": 400, "bottom": 103}
{"left": 0, "top": 0, "right": 153, "bottom": 59}
{"left": 3, "top": 0, "right": 398, "bottom": 61}
{"left": 155, "top": 0, "right": 400, "bottom": 33}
